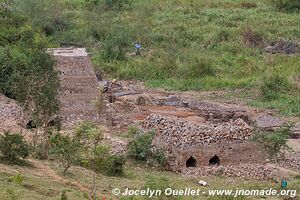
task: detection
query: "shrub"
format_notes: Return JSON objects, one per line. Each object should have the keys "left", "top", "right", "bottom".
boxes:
{"left": 127, "top": 130, "right": 166, "bottom": 168}
{"left": 49, "top": 132, "right": 81, "bottom": 175}
{"left": 103, "top": 155, "right": 126, "bottom": 176}
{"left": 0, "top": 131, "right": 29, "bottom": 163}
{"left": 100, "top": 25, "right": 132, "bottom": 61}
{"left": 253, "top": 127, "right": 291, "bottom": 159}
{"left": 127, "top": 131, "right": 155, "bottom": 161}
{"left": 260, "top": 74, "right": 290, "bottom": 100}
{"left": 90, "top": 144, "right": 125, "bottom": 176}
{"left": 270, "top": 0, "right": 300, "bottom": 11}
{"left": 151, "top": 149, "right": 166, "bottom": 167}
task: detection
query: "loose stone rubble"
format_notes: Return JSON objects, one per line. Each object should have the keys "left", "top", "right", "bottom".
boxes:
{"left": 0, "top": 95, "right": 23, "bottom": 133}
{"left": 182, "top": 164, "right": 278, "bottom": 180}
{"left": 143, "top": 113, "right": 254, "bottom": 151}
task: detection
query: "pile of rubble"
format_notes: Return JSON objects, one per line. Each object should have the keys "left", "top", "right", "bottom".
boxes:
{"left": 265, "top": 39, "right": 300, "bottom": 54}
{"left": 182, "top": 164, "right": 278, "bottom": 180}
{"left": 276, "top": 154, "right": 300, "bottom": 171}
{"left": 0, "top": 95, "right": 23, "bottom": 133}
{"left": 143, "top": 114, "right": 253, "bottom": 150}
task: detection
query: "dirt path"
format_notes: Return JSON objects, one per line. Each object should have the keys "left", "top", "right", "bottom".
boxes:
{"left": 28, "top": 159, "right": 91, "bottom": 194}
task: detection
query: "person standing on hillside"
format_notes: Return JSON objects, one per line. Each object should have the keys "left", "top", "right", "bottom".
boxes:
{"left": 134, "top": 42, "right": 141, "bottom": 56}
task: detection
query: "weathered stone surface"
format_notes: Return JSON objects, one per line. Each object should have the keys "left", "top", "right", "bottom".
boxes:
{"left": 187, "top": 100, "right": 249, "bottom": 123}
{"left": 164, "top": 95, "right": 181, "bottom": 106}
{"left": 49, "top": 48, "right": 100, "bottom": 127}
{"left": 143, "top": 114, "right": 254, "bottom": 150}
{"left": 255, "top": 113, "right": 285, "bottom": 130}
{"left": 142, "top": 114, "right": 266, "bottom": 172}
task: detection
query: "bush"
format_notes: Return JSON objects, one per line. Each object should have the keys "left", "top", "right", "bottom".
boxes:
{"left": 91, "top": 144, "right": 125, "bottom": 176}
{"left": 127, "top": 130, "right": 166, "bottom": 168}
{"left": 49, "top": 132, "right": 81, "bottom": 175}
{"left": 101, "top": 25, "right": 132, "bottom": 61}
{"left": 270, "top": 0, "right": 300, "bottom": 11}
{"left": 253, "top": 127, "right": 291, "bottom": 159}
{"left": 260, "top": 74, "right": 290, "bottom": 100}
{"left": 127, "top": 131, "right": 155, "bottom": 161}
{"left": 151, "top": 149, "right": 166, "bottom": 167}
{"left": 0, "top": 131, "right": 29, "bottom": 163}
{"left": 103, "top": 155, "right": 126, "bottom": 176}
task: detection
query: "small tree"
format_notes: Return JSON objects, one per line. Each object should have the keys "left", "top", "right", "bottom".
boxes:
{"left": 0, "top": 131, "right": 29, "bottom": 163}
{"left": 253, "top": 127, "right": 291, "bottom": 159}
{"left": 75, "top": 122, "right": 104, "bottom": 200}
{"left": 12, "top": 48, "right": 60, "bottom": 159}
{"left": 49, "top": 133, "right": 81, "bottom": 175}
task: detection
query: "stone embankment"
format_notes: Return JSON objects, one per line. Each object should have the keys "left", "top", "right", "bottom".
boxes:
{"left": 142, "top": 113, "right": 253, "bottom": 151}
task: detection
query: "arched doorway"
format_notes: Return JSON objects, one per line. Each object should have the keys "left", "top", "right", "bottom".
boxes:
{"left": 186, "top": 156, "right": 197, "bottom": 168}
{"left": 209, "top": 155, "right": 220, "bottom": 166}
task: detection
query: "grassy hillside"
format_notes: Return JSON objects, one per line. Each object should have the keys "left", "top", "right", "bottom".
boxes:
{"left": 0, "top": 160, "right": 299, "bottom": 200}
{"left": 10, "top": 0, "right": 300, "bottom": 116}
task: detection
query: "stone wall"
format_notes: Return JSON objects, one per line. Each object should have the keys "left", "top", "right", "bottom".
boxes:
{"left": 49, "top": 48, "right": 100, "bottom": 127}
{"left": 142, "top": 114, "right": 266, "bottom": 171}
{"left": 171, "top": 141, "right": 265, "bottom": 171}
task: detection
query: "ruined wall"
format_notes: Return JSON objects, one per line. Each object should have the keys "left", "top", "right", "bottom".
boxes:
{"left": 143, "top": 114, "right": 266, "bottom": 171}
{"left": 143, "top": 114, "right": 254, "bottom": 150}
{"left": 172, "top": 141, "right": 265, "bottom": 171}
{"left": 49, "top": 48, "right": 100, "bottom": 127}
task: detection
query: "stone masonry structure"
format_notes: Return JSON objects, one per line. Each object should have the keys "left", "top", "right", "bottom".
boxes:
{"left": 143, "top": 114, "right": 266, "bottom": 172}
{"left": 48, "top": 48, "right": 100, "bottom": 127}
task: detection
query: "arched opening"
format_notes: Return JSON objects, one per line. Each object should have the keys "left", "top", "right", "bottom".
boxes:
{"left": 186, "top": 156, "right": 197, "bottom": 168}
{"left": 26, "top": 120, "right": 36, "bottom": 129}
{"left": 209, "top": 155, "right": 220, "bottom": 166}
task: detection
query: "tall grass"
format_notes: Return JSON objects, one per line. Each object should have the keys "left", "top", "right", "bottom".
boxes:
{"left": 11, "top": 0, "right": 300, "bottom": 115}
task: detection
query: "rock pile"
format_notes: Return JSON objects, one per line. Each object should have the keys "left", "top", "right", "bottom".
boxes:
{"left": 265, "top": 39, "right": 300, "bottom": 54}
{"left": 182, "top": 164, "right": 278, "bottom": 180}
{"left": 143, "top": 114, "right": 253, "bottom": 151}
{"left": 276, "top": 155, "right": 300, "bottom": 171}
{"left": 0, "top": 95, "right": 23, "bottom": 132}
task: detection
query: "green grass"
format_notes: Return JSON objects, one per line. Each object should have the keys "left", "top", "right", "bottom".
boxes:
{"left": 9, "top": 0, "right": 300, "bottom": 116}
{"left": 0, "top": 160, "right": 299, "bottom": 200}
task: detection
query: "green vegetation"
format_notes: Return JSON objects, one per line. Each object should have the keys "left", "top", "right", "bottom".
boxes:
{"left": 128, "top": 131, "right": 155, "bottom": 161}
{"left": 2, "top": 0, "right": 298, "bottom": 116}
{"left": 260, "top": 74, "right": 291, "bottom": 100}
{"left": 0, "top": 132, "right": 29, "bottom": 164}
{"left": 253, "top": 127, "right": 292, "bottom": 159}
{"left": 127, "top": 129, "right": 166, "bottom": 167}
{"left": 270, "top": 0, "right": 300, "bottom": 11}
{"left": 49, "top": 132, "right": 81, "bottom": 175}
